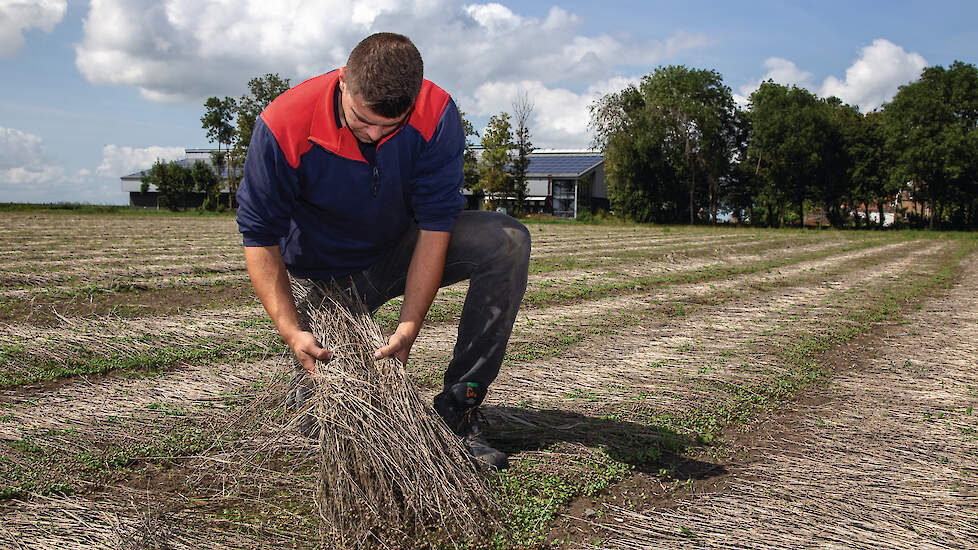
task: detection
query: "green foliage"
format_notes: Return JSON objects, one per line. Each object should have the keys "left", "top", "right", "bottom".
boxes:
{"left": 847, "top": 111, "right": 894, "bottom": 228}
{"left": 591, "top": 65, "right": 741, "bottom": 224}
{"left": 882, "top": 61, "right": 978, "bottom": 228}
{"left": 511, "top": 91, "right": 534, "bottom": 216}
{"left": 192, "top": 158, "right": 222, "bottom": 211}
{"left": 232, "top": 73, "right": 291, "bottom": 155}
{"left": 748, "top": 82, "right": 828, "bottom": 226}
{"left": 590, "top": 60, "right": 978, "bottom": 229}
{"left": 491, "top": 448, "right": 632, "bottom": 547}
{"left": 228, "top": 73, "right": 291, "bottom": 208}
{"left": 459, "top": 110, "right": 481, "bottom": 192}
{"left": 141, "top": 160, "right": 194, "bottom": 211}
{"left": 479, "top": 112, "right": 514, "bottom": 209}
{"left": 201, "top": 96, "right": 237, "bottom": 153}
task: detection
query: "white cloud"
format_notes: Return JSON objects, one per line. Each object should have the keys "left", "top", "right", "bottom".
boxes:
{"left": 760, "top": 57, "right": 815, "bottom": 88}
{"left": 0, "top": 127, "right": 184, "bottom": 204}
{"left": 466, "top": 76, "right": 639, "bottom": 148}
{"left": 95, "top": 145, "right": 186, "bottom": 177}
{"left": 735, "top": 40, "right": 927, "bottom": 111}
{"left": 0, "top": 126, "right": 47, "bottom": 170}
{"left": 0, "top": 0, "right": 66, "bottom": 56}
{"left": 74, "top": 0, "right": 708, "bottom": 105}
{"left": 733, "top": 57, "right": 814, "bottom": 106}
{"left": 463, "top": 2, "right": 524, "bottom": 33}
{"left": 819, "top": 39, "right": 926, "bottom": 112}
{"left": 0, "top": 126, "right": 64, "bottom": 186}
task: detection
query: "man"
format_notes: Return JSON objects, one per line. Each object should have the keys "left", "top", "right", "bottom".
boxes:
{"left": 235, "top": 33, "right": 530, "bottom": 471}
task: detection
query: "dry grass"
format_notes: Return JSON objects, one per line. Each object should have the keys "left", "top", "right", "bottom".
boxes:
{"left": 579, "top": 253, "right": 978, "bottom": 550}
{"left": 299, "top": 280, "right": 497, "bottom": 547}
{"left": 175, "top": 281, "right": 498, "bottom": 549}
{"left": 3, "top": 215, "right": 975, "bottom": 548}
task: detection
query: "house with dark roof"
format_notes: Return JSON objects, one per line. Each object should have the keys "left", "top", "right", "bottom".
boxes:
{"left": 464, "top": 149, "right": 607, "bottom": 218}
{"left": 525, "top": 150, "right": 607, "bottom": 218}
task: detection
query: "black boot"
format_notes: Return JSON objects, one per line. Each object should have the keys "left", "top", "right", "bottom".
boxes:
{"left": 433, "top": 382, "right": 509, "bottom": 471}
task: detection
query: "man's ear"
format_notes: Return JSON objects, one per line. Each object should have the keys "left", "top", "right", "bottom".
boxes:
{"left": 338, "top": 67, "right": 347, "bottom": 89}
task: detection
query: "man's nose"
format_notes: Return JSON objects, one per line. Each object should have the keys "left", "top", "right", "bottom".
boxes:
{"left": 366, "top": 126, "right": 384, "bottom": 142}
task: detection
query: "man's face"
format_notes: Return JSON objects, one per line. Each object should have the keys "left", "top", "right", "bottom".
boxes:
{"left": 338, "top": 69, "right": 409, "bottom": 144}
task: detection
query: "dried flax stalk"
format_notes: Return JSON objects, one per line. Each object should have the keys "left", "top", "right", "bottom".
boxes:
{"left": 298, "top": 281, "right": 497, "bottom": 548}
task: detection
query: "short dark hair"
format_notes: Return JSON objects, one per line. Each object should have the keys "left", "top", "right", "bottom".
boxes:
{"left": 346, "top": 33, "right": 423, "bottom": 118}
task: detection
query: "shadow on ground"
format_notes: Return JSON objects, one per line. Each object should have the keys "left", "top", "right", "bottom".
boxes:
{"left": 485, "top": 406, "right": 726, "bottom": 481}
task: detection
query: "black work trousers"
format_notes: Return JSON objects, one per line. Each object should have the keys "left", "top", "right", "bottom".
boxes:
{"left": 291, "top": 210, "right": 531, "bottom": 405}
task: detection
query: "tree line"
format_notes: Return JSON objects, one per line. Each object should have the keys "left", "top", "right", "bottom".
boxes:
{"left": 142, "top": 74, "right": 291, "bottom": 211}
{"left": 590, "top": 61, "right": 978, "bottom": 229}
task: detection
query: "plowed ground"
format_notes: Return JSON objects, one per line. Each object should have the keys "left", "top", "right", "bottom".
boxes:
{"left": 0, "top": 212, "right": 975, "bottom": 549}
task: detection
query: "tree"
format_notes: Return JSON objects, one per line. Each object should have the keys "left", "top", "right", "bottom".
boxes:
{"left": 642, "top": 66, "right": 737, "bottom": 224}
{"left": 193, "top": 159, "right": 221, "bottom": 211}
{"left": 233, "top": 74, "right": 292, "bottom": 154}
{"left": 591, "top": 66, "right": 738, "bottom": 223}
{"left": 818, "top": 97, "right": 855, "bottom": 228}
{"left": 459, "top": 110, "right": 481, "bottom": 192}
{"left": 717, "top": 108, "right": 754, "bottom": 224}
{"left": 882, "top": 61, "right": 978, "bottom": 228}
{"left": 229, "top": 74, "right": 291, "bottom": 208}
{"left": 592, "top": 84, "right": 677, "bottom": 222}
{"left": 205, "top": 151, "right": 228, "bottom": 211}
{"left": 201, "top": 96, "right": 237, "bottom": 153}
{"left": 843, "top": 110, "right": 893, "bottom": 228}
{"left": 511, "top": 90, "right": 534, "bottom": 217}
{"left": 747, "top": 82, "right": 828, "bottom": 227}
{"left": 479, "top": 112, "right": 514, "bottom": 211}
{"left": 141, "top": 160, "right": 194, "bottom": 211}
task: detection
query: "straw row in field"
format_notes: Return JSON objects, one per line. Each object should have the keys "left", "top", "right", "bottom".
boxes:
{"left": 0, "top": 236, "right": 916, "bottom": 386}
{"left": 587, "top": 253, "right": 978, "bottom": 550}
{"left": 0, "top": 235, "right": 971, "bottom": 547}
{"left": 0, "top": 230, "right": 886, "bottom": 325}
{"left": 0, "top": 236, "right": 928, "bottom": 437}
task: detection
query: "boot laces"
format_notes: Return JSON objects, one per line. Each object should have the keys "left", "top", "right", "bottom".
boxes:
{"left": 459, "top": 406, "right": 491, "bottom": 439}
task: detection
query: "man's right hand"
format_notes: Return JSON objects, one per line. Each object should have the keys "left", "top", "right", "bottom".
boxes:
{"left": 286, "top": 330, "right": 333, "bottom": 374}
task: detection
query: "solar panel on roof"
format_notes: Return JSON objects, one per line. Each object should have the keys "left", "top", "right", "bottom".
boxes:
{"left": 525, "top": 155, "right": 603, "bottom": 176}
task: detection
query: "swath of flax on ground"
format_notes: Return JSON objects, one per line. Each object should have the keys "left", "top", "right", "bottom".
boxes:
{"left": 584, "top": 250, "right": 978, "bottom": 550}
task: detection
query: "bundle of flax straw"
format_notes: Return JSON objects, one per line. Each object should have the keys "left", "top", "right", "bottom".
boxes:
{"left": 294, "top": 281, "right": 498, "bottom": 548}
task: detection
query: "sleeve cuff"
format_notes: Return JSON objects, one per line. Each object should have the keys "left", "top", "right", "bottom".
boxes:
{"left": 417, "top": 217, "right": 456, "bottom": 233}
{"left": 241, "top": 232, "right": 282, "bottom": 247}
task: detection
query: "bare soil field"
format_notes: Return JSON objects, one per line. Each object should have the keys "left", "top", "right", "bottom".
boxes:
{"left": 0, "top": 211, "right": 975, "bottom": 549}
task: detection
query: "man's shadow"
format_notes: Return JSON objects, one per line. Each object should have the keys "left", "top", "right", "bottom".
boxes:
{"left": 483, "top": 406, "right": 727, "bottom": 481}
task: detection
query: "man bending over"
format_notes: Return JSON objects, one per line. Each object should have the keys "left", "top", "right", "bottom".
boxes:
{"left": 235, "top": 32, "right": 530, "bottom": 470}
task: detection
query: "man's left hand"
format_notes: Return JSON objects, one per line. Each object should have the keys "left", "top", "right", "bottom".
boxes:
{"left": 374, "top": 325, "right": 418, "bottom": 364}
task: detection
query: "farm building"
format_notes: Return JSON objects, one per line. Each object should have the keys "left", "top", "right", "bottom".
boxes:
{"left": 121, "top": 149, "right": 234, "bottom": 208}
{"left": 526, "top": 150, "right": 607, "bottom": 217}
{"left": 465, "top": 149, "right": 608, "bottom": 218}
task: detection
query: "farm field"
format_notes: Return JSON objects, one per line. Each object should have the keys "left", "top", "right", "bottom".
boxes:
{"left": 0, "top": 211, "right": 976, "bottom": 548}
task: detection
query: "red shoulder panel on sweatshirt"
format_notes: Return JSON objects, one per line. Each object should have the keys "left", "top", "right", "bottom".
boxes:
{"left": 260, "top": 71, "right": 451, "bottom": 167}
{"left": 258, "top": 73, "right": 333, "bottom": 169}
{"left": 407, "top": 80, "right": 451, "bottom": 143}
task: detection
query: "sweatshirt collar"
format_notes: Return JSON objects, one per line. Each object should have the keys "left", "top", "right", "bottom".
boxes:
{"left": 308, "top": 70, "right": 366, "bottom": 163}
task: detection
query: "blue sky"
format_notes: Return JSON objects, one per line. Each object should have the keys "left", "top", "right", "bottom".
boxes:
{"left": 1, "top": 0, "right": 975, "bottom": 205}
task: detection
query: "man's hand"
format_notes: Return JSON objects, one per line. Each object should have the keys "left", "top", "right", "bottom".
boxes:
{"left": 287, "top": 330, "right": 333, "bottom": 374}
{"left": 374, "top": 324, "right": 418, "bottom": 365}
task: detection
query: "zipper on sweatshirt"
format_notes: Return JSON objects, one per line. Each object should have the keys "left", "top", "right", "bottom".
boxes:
{"left": 371, "top": 165, "right": 380, "bottom": 198}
